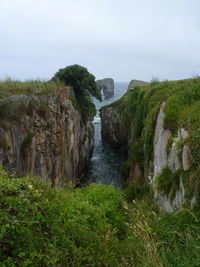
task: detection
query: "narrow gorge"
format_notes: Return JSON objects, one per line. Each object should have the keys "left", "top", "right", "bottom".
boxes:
{"left": 1, "top": 75, "right": 200, "bottom": 266}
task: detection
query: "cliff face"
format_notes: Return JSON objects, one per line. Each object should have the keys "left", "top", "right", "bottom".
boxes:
{"left": 152, "top": 102, "right": 192, "bottom": 211}
{"left": 100, "top": 106, "right": 126, "bottom": 148}
{"left": 101, "top": 79, "right": 200, "bottom": 211}
{"left": 0, "top": 89, "right": 94, "bottom": 186}
{"left": 96, "top": 78, "right": 114, "bottom": 99}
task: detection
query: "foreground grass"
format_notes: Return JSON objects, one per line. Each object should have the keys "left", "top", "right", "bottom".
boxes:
{"left": 0, "top": 168, "right": 200, "bottom": 266}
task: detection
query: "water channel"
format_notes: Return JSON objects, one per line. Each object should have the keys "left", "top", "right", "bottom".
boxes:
{"left": 82, "top": 82, "right": 128, "bottom": 188}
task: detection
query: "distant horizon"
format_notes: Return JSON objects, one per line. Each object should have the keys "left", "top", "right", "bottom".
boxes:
{"left": 1, "top": 0, "right": 200, "bottom": 82}
{"left": 0, "top": 75, "right": 196, "bottom": 84}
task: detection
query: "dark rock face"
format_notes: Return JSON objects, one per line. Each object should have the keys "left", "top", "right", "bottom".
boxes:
{"left": 96, "top": 78, "right": 114, "bottom": 99}
{"left": 100, "top": 106, "right": 126, "bottom": 148}
{"left": 0, "top": 89, "right": 94, "bottom": 186}
{"left": 127, "top": 80, "right": 148, "bottom": 91}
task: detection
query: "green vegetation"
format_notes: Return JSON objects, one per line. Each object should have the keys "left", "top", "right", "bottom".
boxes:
{"left": 154, "top": 166, "right": 181, "bottom": 199}
{"left": 55, "top": 64, "right": 102, "bottom": 101}
{"left": 38, "top": 100, "right": 49, "bottom": 117}
{"left": 70, "top": 90, "right": 96, "bottom": 122}
{"left": 0, "top": 78, "right": 65, "bottom": 98}
{"left": 0, "top": 79, "right": 63, "bottom": 124}
{"left": 0, "top": 168, "right": 126, "bottom": 266}
{"left": 104, "top": 78, "right": 200, "bottom": 196}
{"left": 0, "top": 76, "right": 97, "bottom": 124}
{"left": 0, "top": 98, "right": 28, "bottom": 123}
{"left": 55, "top": 64, "right": 102, "bottom": 121}
{"left": 0, "top": 168, "right": 200, "bottom": 266}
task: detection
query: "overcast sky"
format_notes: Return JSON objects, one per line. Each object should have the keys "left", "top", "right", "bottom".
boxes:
{"left": 0, "top": 0, "right": 200, "bottom": 82}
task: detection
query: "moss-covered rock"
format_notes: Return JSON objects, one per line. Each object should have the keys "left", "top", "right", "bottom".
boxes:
{"left": 101, "top": 78, "right": 200, "bottom": 210}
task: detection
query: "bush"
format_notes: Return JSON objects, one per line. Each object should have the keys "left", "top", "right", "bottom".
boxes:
{"left": 55, "top": 64, "right": 102, "bottom": 101}
{"left": 0, "top": 167, "right": 200, "bottom": 266}
{"left": 0, "top": 168, "right": 126, "bottom": 266}
{"left": 124, "top": 185, "right": 150, "bottom": 202}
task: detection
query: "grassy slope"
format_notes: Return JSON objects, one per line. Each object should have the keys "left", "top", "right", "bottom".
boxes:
{"left": 0, "top": 168, "right": 200, "bottom": 266}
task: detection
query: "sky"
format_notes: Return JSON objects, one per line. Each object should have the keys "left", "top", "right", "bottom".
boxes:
{"left": 0, "top": 0, "right": 200, "bottom": 82}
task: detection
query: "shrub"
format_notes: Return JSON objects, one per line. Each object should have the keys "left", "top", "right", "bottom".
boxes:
{"left": 0, "top": 167, "right": 200, "bottom": 266}
{"left": 55, "top": 64, "right": 102, "bottom": 101}
{"left": 0, "top": 169, "right": 126, "bottom": 266}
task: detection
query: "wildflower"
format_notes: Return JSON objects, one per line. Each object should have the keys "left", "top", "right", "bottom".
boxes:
{"left": 28, "top": 184, "right": 33, "bottom": 190}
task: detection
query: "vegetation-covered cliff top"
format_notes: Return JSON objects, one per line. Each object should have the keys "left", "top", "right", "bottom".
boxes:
{"left": 0, "top": 79, "right": 66, "bottom": 98}
{"left": 111, "top": 77, "right": 200, "bottom": 131}
{"left": 0, "top": 78, "right": 96, "bottom": 122}
{"left": 104, "top": 77, "right": 200, "bottom": 159}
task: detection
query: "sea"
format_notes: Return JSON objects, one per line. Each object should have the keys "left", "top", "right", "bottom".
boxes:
{"left": 82, "top": 82, "right": 129, "bottom": 188}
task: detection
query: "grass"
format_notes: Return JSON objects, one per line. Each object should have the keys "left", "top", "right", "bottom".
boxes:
{"left": 154, "top": 166, "right": 181, "bottom": 200}
{"left": 0, "top": 78, "right": 96, "bottom": 125}
{"left": 0, "top": 167, "right": 200, "bottom": 266}
{"left": 0, "top": 78, "right": 65, "bottom": 98}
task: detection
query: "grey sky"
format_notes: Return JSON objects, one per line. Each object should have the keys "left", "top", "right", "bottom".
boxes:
{"left": 0, "top": 0, "right": 200, "bottom": 82}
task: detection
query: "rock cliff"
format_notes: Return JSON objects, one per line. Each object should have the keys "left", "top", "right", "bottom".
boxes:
{"left": 100, "top": 106, "right": 126, "bottom": 148}
{"left": 127, "top": 80, "right": 148, "bottom": 91}
{"left": 101, "top": 79, "right": 200, "bottom": 211}
{"left": 96, "top": 78, "right": 114, "bottom": 99}
{"left": 0, "top": 88, "right": 94, "bottom": 186}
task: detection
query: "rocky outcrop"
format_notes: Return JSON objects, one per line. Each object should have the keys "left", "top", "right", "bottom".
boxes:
{"left": 0, "top": 88, "right": 94, "bottom": 186}
{"left": 96, "top": 78, "right": 114, "bottom": 99}
{"left": 100, "top": 79, "right": 198, "bottom": 211}
{"left": 153, "top": 103, "right": 172, "bottom": 176}
{"left": 127, "top": 80, "right": 148, "bottom": 91}
{"left": 152, "top": 102, "right": 192, "bottom": 211}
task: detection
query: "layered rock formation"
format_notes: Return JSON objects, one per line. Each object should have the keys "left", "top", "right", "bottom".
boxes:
{"left": 0, "top": 88, "right": 94, "bottom": 186}
{"left": 96, "top": 78, "right": 114, "bottom": 99}
{"left": 100, "top": 79, "right": 200, "bottom": 211}
{"left": 127, "top": 80, "right": 148, "bottom": 91}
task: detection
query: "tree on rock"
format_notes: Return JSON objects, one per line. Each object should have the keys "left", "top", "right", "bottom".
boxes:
{"left": 55, "top": 64, "right": 102, "bottom": 101}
